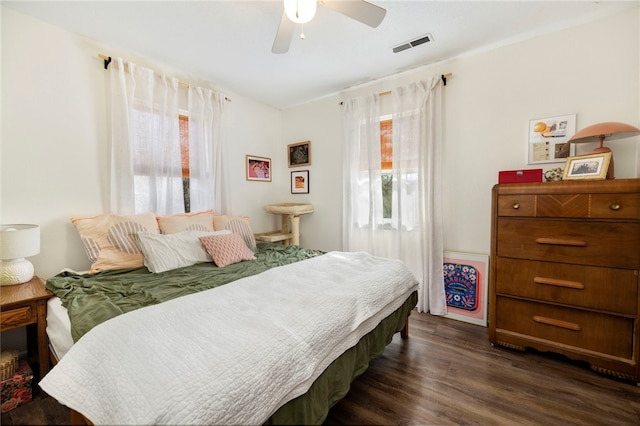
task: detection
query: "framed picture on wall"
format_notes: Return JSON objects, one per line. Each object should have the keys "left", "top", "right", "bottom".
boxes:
{"left": 291, "top": 170, "right": 309, "bottom": 194}
{"left": 288, "top": 141, "right": 311, "bottom": 168}
{"left": 442, "top": 251, "right": 489, "bottom": 327}
{"left": 246, "top": 155, "right": 271, "bottom": 182}
{"left": 528, "top": 114, "right": 576, "bottom": 164}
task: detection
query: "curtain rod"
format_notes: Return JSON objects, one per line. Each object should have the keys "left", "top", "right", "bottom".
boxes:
{"left": 339, "top": 72, "right": 452, "bottom": 106}
{"left": 98, "top": 54, "right": 231, "bottom": 102}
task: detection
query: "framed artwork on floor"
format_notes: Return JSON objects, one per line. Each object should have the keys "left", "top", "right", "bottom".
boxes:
{"left": 442, "top": 251, "right": 489, "bottom": 327}
{"left": 246, "top": 155, "right": 271, "bottom": 182}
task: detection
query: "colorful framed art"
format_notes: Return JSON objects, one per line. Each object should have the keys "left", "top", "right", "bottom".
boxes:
{"left": 246, "top": 155, "right": 271, "bottom": 182}
{"left": 527, "top": 114, "right": 576, "bottom": 165}
{"left": 290, "top": 170, "right": 309, "bottom": 194}
{"left": 442, "top": 251, "right": 489, "bottom": 327}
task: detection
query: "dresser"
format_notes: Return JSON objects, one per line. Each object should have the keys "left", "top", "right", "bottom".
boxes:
{"left": 489, "top": 178, "right": 640, "bottom": 383}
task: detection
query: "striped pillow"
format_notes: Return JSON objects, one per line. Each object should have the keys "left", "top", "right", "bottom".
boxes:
{"left": 71, "top": 212, "right": 160, "bottom": 273}
{"left": 156, "top": 210, "right": 216, "bottom": 234}
{"left": 199, "top": 233, "right": 256, "bottom": 268}
{"left": 212, "top": 215, "right": 257, "bottom": 251}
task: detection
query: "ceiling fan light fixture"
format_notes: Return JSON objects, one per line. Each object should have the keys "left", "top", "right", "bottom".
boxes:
{"left": 284, "top": 0, "right": 317, "bottom": 24}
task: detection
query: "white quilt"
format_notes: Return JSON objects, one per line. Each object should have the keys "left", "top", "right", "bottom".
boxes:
{"left": 39, "top": 251, "right": 418, "bottom": 425}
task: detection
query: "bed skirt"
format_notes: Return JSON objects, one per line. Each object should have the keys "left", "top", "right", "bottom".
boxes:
{"left": 266, "top": 290, "right": 418, "bottom": 425}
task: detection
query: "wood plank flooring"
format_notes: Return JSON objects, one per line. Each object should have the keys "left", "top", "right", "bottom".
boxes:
{"left": 325, "top": 312, "right": 640, "bottom": 425}
{"left": 3, "top": 311, "right": 639, "bottom": 425}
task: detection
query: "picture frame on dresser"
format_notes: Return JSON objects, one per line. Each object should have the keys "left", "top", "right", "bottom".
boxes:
{"left": 442, "top": 251, "right": 488, "bottom": 327}
{"left": 562, "top": 152, "right": 611, "bottom": 180}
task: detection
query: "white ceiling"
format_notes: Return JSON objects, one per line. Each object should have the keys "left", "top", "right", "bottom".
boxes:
{"left": 4, "top": 1, "right": 638, "bottom": 109}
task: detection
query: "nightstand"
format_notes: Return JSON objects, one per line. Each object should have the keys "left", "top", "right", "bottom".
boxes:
{"left": 1, "top": 277, "right": 53, "bottom": 381}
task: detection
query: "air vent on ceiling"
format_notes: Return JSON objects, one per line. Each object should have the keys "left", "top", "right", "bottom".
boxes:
{"left": 392, "top": 33, "right": 433, "bottom": 53}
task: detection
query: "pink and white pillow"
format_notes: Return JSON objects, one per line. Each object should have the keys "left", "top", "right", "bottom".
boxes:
{"left": 199, "top": 233, "right": 256, "bottom": 268}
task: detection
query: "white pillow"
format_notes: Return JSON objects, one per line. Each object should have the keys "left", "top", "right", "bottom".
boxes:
{"left": 136, "top": 230, "right": 231, "bottom": 273}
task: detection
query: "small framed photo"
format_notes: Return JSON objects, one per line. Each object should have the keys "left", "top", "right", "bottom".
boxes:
{"left": 562, "top": 152, "right": 612, "bottom": 180}
{"left": 528, "top": 114, "right": 576, "bottom": 164}
{"left": 291, "top": 170, "right": 309, "bottom": 194}
{"left": 443, "top": 251, "right": 489, "bottom": 327}
{"left": 288, "top": 141, "right": 311, "bottom": 168}
{"left": 246, "top": 155, "right": 271, "bottom": 182}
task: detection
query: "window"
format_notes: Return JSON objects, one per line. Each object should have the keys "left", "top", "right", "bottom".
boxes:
{"left": 179, "top": 114, "right": 191, "bottom": 213}
{"left": 131, "top": 109, "right": 191, "bottom": 215}
{"left": 381, "top": 117, "right": 393, "bottom": 219}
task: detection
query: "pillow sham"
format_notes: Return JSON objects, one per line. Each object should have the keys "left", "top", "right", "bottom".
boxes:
{"left": 199, "top": 233, "right": 256, "bottom": 268}
{"left": 212, "top": 215, "right": 257, "bottom": 251}
{"left": 156, "top": 210, "right": 216, "bottom": 234}
{"left": 137, "top": 230, "right": 231, "bottom": 273}
{"left": 71, "top": 212, "right": 160, "bottom": 273}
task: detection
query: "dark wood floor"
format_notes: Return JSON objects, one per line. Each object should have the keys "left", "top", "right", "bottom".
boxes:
{"left": 3, "top": 312, "right": 640, "bottom": 425}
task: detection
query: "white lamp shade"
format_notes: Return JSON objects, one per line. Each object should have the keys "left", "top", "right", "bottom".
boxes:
{"left": 284, "top": 0, "right": 317, "bottom": 23}
{"left": 0, "top": 224, "right": 40, "bottom": 260}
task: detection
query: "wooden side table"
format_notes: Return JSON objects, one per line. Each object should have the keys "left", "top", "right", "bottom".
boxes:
{"left": 1, "top": 277, "right": 53, "bottom": 381}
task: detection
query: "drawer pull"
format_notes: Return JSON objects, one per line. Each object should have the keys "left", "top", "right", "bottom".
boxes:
{"left": 512, "top": 203, "right": 520, "bottom": 210}
{"left": 533, "top": 315, "right": 581, "bottom": 331}
{"left": 535, "top": 237, "right": 587, "bottom": 247}
{"left": 534, "top": 277, "right": 585, "bottom": 290}
{"left": 609, "top": 202, "right": 621, "bottom": 211}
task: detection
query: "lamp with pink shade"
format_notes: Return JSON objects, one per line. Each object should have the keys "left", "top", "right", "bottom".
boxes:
{"left": 568, "top": 121, "right": 640, "bottom": 179}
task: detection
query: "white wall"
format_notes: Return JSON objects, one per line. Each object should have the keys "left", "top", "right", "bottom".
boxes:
{"left": 283, "top": 7, "right": 640, "bottom": 256}
{"left": 1, "top": 7, "right": 285, "bottom": 279}
{"left": 2, "top": 6, "right": 639, "bottom": 281}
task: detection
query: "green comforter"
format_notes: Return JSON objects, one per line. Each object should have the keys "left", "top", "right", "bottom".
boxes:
{"left": 46, "top": 242, "right": 325, "bottom": 342}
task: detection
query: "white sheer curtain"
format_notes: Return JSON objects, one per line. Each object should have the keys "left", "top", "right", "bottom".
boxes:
{"left": 342, "top": 77, "right": 446, "bottom": 314}
{"left": 109, "top": 57, "right": 228, "bottom": 215}
{"left": 109, "top": 58, "right": 182, "bottom": 215}
{"left": 187, "top": 87, "right": 229, "bottom": 214}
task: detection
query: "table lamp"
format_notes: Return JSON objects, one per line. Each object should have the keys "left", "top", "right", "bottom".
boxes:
{"left": 568, "top": 121, "right": 640, "bottom": 179}
{"left": 0, "top": 224, "right": 40, "bottom": 286}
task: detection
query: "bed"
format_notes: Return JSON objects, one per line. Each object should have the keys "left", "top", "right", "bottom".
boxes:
{"left": 41, "top": 240, "right": 419, "bottom": 425}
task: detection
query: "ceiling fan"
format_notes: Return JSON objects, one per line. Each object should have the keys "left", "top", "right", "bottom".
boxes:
{"left": 272, "top": 0, "right": 387, "bottom": 54}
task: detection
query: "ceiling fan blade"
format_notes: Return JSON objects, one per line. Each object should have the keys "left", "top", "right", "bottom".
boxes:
{"left": 321, "top": 0, "right": 386, "bottom": 28}
{"left": 272, "top": 11, "right": 295, "bottom": 54}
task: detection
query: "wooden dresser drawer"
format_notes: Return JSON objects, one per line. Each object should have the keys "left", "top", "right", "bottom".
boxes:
{"left": 497, "top": 192, "right": 640, "bottom": 219}
{"left": 497, "top": 195, "right": 536, "bottom": 217}
{"left": 496, "top": 218, "right": 640, "bottom": 269}
{"left": 495, "top": 258, "right": 638, "bottom": 315}
{"left": 495, "top": 297, "right": 634, "bottom": 359}
{"left": 0, "top": 305, "right": 35, "bottom": 331}
{"left": 590, "top": 193, "right": 640, "bottom": 220}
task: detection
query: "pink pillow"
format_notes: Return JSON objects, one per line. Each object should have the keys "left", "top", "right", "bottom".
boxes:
{"left": 199, "top": 233, "right": 256, "bottom": 268}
